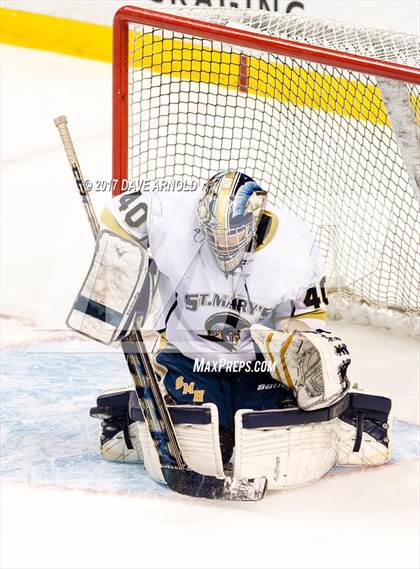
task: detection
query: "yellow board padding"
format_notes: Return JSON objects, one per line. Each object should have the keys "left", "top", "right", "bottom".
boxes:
{"left": 0, "top": 7, "right": 112, "bottom": 61}
{"left": 2, "top": 8, "right": 417, "bottom": 127}
{"left": 132, "top": 32, "right": 391, "bottom": 126}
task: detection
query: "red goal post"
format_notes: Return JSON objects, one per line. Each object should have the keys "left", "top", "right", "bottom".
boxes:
{"left": 112, "top": 6, "right": 420, "bottom": 194}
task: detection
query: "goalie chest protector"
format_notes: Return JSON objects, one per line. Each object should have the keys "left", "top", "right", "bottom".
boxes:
{"left": 146, "top": 191, "right": 322, "bottom": 310}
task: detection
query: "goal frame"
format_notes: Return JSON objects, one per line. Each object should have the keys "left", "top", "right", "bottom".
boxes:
{"left": 112, "top": 5, "right": 420, "bottom": 196}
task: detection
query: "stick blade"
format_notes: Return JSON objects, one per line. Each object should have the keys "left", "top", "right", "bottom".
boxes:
{"left": 163, "top": 468, "right": 267, "bottom": 501}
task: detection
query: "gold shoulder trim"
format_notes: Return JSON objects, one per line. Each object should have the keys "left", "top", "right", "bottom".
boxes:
{"left": 274, "top": 309, "right": 328, "bottom": 326}
{"left": 292, "top": 309, "right": 328, "bottom": 321}
{"left": 100, "top": 209, "right": 135, "bottom": 242}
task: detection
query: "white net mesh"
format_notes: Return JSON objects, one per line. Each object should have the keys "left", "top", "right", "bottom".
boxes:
{"left": 123, "top": 8, "right": 420, "bottom": 334}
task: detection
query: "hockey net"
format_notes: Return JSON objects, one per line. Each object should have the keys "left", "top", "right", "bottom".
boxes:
{"left": 112, "top": 7, "right": 420, "bottom": 335}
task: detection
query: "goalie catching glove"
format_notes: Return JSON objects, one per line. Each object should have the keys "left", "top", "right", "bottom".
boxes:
{"left": 251, "top": 325, "right": 350, "bottom": 410}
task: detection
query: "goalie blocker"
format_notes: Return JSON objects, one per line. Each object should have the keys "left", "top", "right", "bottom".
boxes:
{"left": 91, "top": 387, "right": 392, "bottom": 490}
{"left": 67, "top": 230, "right": 151, "bottom": 344}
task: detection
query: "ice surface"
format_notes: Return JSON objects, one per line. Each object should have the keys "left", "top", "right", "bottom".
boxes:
{"left": 2, "top": 339, "right": 418, "bottom": 493}
{"left": 1, "top": 340, "right": 168, "bottom": 496}
{"left": 1, "top": 44, "right": 419, "bottom": 569}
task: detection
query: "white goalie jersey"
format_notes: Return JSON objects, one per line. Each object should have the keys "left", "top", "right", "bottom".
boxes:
{"left": 101, "top": 189, "right": 328, "bottom": 362}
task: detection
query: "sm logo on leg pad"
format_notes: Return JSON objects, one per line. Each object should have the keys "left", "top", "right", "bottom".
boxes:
{"left": 175, "top": 376, "right": 205, "bottom": 403}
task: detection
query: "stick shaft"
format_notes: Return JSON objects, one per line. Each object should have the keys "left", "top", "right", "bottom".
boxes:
{"left": 54, "top": 116, "right": 99, "bottom": 238}
{"left": 54, "top": 115, "right": 184, "bottom": 468}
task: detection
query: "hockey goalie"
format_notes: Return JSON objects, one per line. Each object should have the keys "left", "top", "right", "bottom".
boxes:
{"left": 69, "top": 170, "right": 392, "bottom": 490}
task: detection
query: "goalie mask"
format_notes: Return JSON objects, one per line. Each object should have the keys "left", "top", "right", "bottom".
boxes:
{"left": 197, "top": 170, "right": 267, "bottom": 273}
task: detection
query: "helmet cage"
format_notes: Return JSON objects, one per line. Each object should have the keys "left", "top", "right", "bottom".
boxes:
{"left": 199, "top": 210, "right": 255, "bottom": 272}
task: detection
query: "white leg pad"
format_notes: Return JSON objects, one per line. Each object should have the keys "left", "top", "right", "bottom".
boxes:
{"left": 136, "top": 421, "right": 165, "bottom": 483}
{"left": 173, "top": 404, "right": 225, "bottom": 478}
{"left": 136, "top": 403, "right": 225, "bottom": 484}
{"left": 336, "top": 389, "right": 392, "bottom": 466}
{"left": 234, "top": 410, "right": 339, "bottom": 490}
{"left": 336, "top": 419, "right": 392, "bottom": 466}
{"left": 101, "top": 423, "right": 144, "bottom": 464}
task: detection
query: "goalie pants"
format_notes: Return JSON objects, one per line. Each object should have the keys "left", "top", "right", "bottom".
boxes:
{"left": 155, "top": 348, "right": 291, "bottom": 430}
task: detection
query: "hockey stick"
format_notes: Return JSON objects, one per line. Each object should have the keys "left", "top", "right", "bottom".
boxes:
{"left": 54, "top": 116, "right": 267, "bottom": 501}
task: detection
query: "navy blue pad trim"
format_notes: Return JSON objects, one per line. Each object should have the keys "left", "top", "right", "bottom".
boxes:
{"left": 128, "top": 391, "right": 212, "bottom": 425}
{"left": 242, "top": 392, "right": 391, "bottom": 429}
{"left": 242, "top": 396, "right": 350, "bottom": 429}
{"left": 129, "top": 390, "right": 143, "bottom": 422}
{"left": 104, "top": 390, "right": 391, "bottom": 429}
{"left": 349, "top": 393, "right": 391, "bottom": 415}
{"left": 130, "top": 406, "right": 144, "bottom": 422}
{"left": 169, "top": 406, "right": 212, "bottom": 425}
{"left": 97, "top": 388, "right": 132, "bottom": 410}
{"left": 74, "top": 295, "right": 122, "bottom": 326}
{"left": 342, "top": 393, "right": 391, "bottom": 424}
